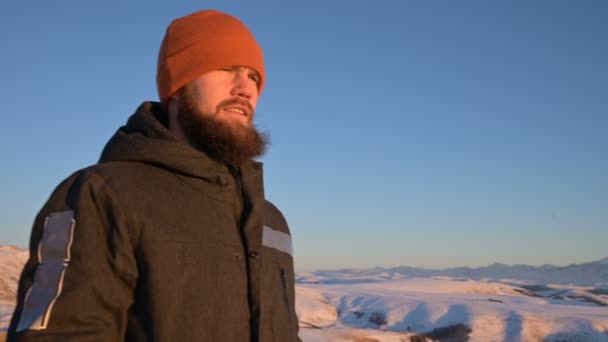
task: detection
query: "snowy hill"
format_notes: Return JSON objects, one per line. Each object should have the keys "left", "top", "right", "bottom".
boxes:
{"left": 1, "top": 246, "right": 607, "bottom": 341}
{"left": 297, "top": 278, "right": 608, "bottom": 341}
{"left": 591, "top": 257, "right": 608, "bottom": 265}
{"left": 0, "top": 246, "right": 28, "bottom": 339}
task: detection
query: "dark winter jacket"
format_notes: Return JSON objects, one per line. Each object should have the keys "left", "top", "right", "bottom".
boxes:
{"left": 8, "top": 102, "right": 300, "bottom": 341}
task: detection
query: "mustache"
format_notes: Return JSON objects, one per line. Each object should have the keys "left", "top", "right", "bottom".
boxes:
{"left": 216, "top": 98, "right": 254, "bottom": 115}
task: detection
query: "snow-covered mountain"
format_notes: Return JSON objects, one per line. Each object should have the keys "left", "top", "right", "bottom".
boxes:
{"left": 2, "top": 246, "right": 607, "bottom": 341}
{"left": 591, "top": 257, "right": 608, "bottom": 265}
{"left": 0, "top": 246, "right": 28, "bottom": 302}
{"left": 297, "top": 277, "right": 608, "bottom": 341}
{"left": 298, "top": 257, "right": 608, "bottom": 287}
{"left": 0, "top": 245, "right": 28, "bottom": 339}
{"left": 295, "top": 259, "right": 608, "bottom": 340}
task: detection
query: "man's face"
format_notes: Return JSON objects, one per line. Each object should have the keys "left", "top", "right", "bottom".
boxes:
{"left": 187, "top": 66, "right": 261, "bottom": 128}
{"left": 172, "top": 66, "right": 269, "bottom": 166}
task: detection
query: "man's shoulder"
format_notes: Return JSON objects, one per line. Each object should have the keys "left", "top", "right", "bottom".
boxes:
{"left": 49, "top": 161, "right": 161, "bottom": 198}
{"left": 264, "top": 200, "right": 290, "bottom": 234}
{"left": 93, "top": 160, "right": 159, "bottom": 176}
{"left": 80, "top": 161, "right": 173, "bottom": 186}
{"left": 39, "top": 161, "right": 168, "bottom": 221}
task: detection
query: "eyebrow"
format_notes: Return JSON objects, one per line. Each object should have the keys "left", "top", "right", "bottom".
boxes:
{"left": 226, "top": 66, "right": 259, "bottom": 77}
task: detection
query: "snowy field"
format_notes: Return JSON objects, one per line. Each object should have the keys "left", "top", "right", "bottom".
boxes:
{"left": 1, "top": 245, "right": 607, "bottom": 341}
{"left": 296, "top": 276, "right": 608, "bottom": 341}
{"left": 0, "top": 246, "right": 28, "bottom": 342}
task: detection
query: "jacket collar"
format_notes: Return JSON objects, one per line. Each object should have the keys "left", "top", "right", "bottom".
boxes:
{"left": 98, "top": 101, "right": 263, "bottom": 184}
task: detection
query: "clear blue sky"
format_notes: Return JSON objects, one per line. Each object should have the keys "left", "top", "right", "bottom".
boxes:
{"left": 1, "top": 1, "right": 606, "bottom": 272}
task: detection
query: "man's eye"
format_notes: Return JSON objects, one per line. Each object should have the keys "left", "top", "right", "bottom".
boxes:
{"left": 249, "top": 74, "right": 261, "bottom": 84}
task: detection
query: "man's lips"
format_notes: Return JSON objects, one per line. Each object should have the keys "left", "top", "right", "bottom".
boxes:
{"left": 223, "top": 106, "right": 249, "bottom": 116}
{"left": 218, "top": 99, "right": 253, "bottom": 118}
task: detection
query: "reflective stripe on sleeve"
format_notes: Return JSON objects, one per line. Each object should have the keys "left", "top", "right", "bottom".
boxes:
{"left": 262, "top": 225, "right": 293, "bottom": 256}
{"left": 17, "top": 210, "right": 75, "bottom": 331}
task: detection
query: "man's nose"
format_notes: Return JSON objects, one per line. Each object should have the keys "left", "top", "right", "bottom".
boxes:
{"left": 231, "top": 72, "right": 257, "bottom": 99}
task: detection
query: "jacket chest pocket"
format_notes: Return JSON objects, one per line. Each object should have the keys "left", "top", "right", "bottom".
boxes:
{"left": 141, "top": 197, "right": 239, "bottom": 244}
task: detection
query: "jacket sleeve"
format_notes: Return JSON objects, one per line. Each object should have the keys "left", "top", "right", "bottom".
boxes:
{"left": 7, "top": 169, "right": 138, "bottom": 341}
{"left": 264, "top": 200, "right": 302, "bottom": 342}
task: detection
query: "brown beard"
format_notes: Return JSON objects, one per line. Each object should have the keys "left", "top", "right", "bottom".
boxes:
{"left": 175, "top": 85, "right": 269, "bottom": 166}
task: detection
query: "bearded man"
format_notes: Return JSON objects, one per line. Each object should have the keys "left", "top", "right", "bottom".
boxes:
{"left": 8, "top": 9, "right": 300, "bottom": 342}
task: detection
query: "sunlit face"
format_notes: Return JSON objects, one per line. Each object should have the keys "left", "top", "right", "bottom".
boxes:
{"left": 167, "top": 66, "right": 268, "bottom": 166}
{"left": 185, "top": 66, "right": 260, "bottom": 128}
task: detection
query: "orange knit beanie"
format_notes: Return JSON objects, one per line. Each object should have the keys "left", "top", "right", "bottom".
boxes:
{"left": 156, "top": 10, "right": 265, "bottom": 105}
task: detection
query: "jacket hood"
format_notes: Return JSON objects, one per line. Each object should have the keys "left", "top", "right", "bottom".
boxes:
{"left": 99, "top": 101, "right": 248, "bottom": 183}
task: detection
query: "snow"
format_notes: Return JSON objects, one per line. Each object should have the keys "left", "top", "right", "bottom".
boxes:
{"left": 592, "top": 257, "right": 608, "bottom": 265}
{"left": 1, "top": 246, "right": 607, "bottom": 341}
{"left": 299, "top": 327, "right": 428, "bottom": 342}
{"left": 0, "top": 246, "right": 28, "bottom": 335}
{"left": 296, "top": 278, "right": 608, "bottom": 341}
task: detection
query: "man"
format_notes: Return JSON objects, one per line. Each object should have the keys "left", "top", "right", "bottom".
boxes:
{"left": 8, "top": 9, "right": 300, "bottom": 341}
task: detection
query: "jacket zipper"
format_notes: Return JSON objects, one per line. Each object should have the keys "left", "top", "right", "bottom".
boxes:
{"left": 230, "top": 166, "right": 244, "bottom": 225}
{"left": 229, "top": 165, "right": 248, "bottom": 285}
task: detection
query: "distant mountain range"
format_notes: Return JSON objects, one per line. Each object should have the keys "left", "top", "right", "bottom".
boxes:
{"left": 299, "top": 257, "right": 608, "bottom": 287}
